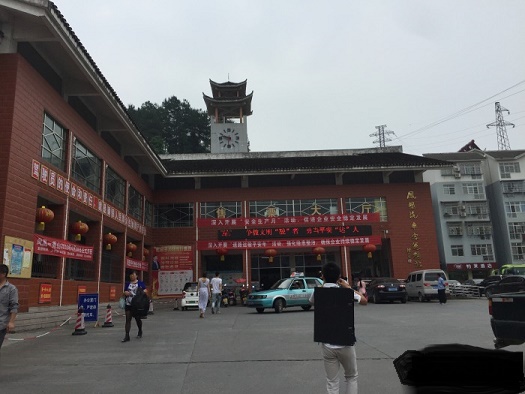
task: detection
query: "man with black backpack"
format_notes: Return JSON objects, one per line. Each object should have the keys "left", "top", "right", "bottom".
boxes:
{"left": 122, "top": 270, "right": 147, "bottom": 342}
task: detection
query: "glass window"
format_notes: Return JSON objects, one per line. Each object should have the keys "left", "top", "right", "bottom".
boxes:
{"left": 511, "top": 243, "right": 525, "bottom": 261}
{"left": 128, "top": 185, "right": 143, "bottom": 221}
{"left": 470, "top": 244, "right": 494, "bottom": 261}
{"left": 72, "top": 139, "right": 101, "bottom": 194}
{"left": 41, "top": 113, "right": 67, "bottom": 171}
{"left": 201, "top": 201, "right": 242, "bottom": 218}
{"left": 443, "top": 184, "right": 455, "bottom": 195}
{"left": 346, "top": 197, "right": 387, "bottom": 221}
{"left": 451, "top": 245, "right": 464, "bottom": 256}
{"left": 500, "top": 162, "right": 520, "bottom": 178}
{"left": 155, "top": 203, "right": 194, "bottom": 227}
{"left": 509, "top": 222, "right": 525, "bottom": 240}
{"left": 462, "top": 182, "right": 484, "bottom": 196}
{"left": 145, "top": 200, "right": 154, "bottom": 227}
{"left": 459, "top": 163, "right": 482, "bottom": 176}
{"left": 505, "top": 201, "right": 525, "bottom": 218}
{"left": 105, "top": 166, "right": 125, "bottom": 210}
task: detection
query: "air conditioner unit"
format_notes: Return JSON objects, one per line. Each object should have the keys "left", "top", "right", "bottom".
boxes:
{"left": 460, "top": 212, "right": 467, "bottom": 217}
{"left": 453, "top": 165, "right": 460, "bottom": 172}
{"left": 454, "top": 173, "right": 461, "bottom": 178}
{"left": 460, "top": 205, "right": 466, "bottom": 210}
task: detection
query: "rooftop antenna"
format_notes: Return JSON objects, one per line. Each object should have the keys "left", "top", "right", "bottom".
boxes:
{"left": 370, "top": 124, "right": 395, "bottom": 150}
{"left": 486, "top": 102, "right": 515, "bottom": 150}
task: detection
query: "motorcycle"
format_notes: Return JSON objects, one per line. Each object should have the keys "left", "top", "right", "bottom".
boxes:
{"left": 228, "top": 288, "right": 237, "bottom": 306}
{"left": 221, "top": 289, "right": 229, "bottom": 308}
{"left": 239, "top": 287, "right": 248, "bottom": 306}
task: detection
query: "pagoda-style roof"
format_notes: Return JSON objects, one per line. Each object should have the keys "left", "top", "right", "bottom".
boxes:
{"left": 203, "top": 92, "right": 253, "bottom": 118}
{"left": 160, "top": 149, "right": 450, "bottom": 177}
{"left": 209, "top": 79, "right": 248, "bottom": 98}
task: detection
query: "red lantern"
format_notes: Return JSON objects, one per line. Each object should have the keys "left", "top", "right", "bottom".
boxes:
{"left": 216, "top": 247, "right": 228, "bottom": 262}
{"left": 126, "top": 242, "right": 137, "bottom": 257}
{"left": 143, "top": 248, "right": 150, "bottom": 257}
{"left": 70, "top": 221, "right": 89, "bottom": 241}
{"left": 35, "top": 206, "right": 54, "bottom": 231}
{"left": 264, "top": 248, "right": 278, "bottom": 263}
{"left": 312, "top": 247, "right": 326, "bottom": 261}
{"left": 363, "top": 243, "right": 377, "bottom": 259}
{"left": 103, "top": 233, "right": 118, "bottom": 250}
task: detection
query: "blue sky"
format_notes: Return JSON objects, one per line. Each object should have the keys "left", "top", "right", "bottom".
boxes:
{"left": 53, "top": 0, "right": 525, "bottom": 155}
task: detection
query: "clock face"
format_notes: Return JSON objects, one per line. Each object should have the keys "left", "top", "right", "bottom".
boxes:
{"left": 219, "top": 128, "right": 240, "bottom": 149}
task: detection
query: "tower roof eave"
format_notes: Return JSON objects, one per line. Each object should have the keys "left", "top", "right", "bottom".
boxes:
{"left": 202, "top": 92, "right": 253, "bottom": 117}
{"left": 209, "top": 79, "right": 248, "bottom": 97}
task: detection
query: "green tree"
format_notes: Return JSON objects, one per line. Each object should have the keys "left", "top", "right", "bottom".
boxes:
{"left": 128, "top": 96, "right": 210, "bottom": 154}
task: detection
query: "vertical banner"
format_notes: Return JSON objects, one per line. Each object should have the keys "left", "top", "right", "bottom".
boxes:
{"left": 153, "top": 245, "right": 193, "bottom": 297}
{"left": 39, "top": 283, "right": 52, "bottom": 304}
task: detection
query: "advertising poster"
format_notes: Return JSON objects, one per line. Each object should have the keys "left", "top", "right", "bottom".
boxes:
{"left": 153, "top": 245, "right": 193, "bottom": 297}
{"left": 3, "top": 236, "right": 33, "bottom": 278}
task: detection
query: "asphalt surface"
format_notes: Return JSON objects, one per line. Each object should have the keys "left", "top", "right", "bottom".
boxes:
{"left": 0, "top": 297, "right": 522, "bottom": 393}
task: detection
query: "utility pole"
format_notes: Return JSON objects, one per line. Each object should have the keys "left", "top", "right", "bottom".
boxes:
{"left": 370, "top": 124, "right": 395, "bottom": 149}
{"left": 486, "top": 102, "right": 515, "bottom": 150}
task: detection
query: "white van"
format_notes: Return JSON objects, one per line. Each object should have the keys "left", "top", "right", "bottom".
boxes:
{"left": 405, "top": 269, "right": 449, "bottom": 302}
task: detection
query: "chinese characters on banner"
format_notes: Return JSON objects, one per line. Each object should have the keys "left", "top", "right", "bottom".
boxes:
{"left": 152, "top": 245, "right": 193, "bottom": 297}
{"left": 406, "top": 191, "right": 422, "bottom": 268}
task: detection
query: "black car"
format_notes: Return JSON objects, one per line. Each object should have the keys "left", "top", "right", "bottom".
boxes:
{"left": 367, "top": 278, "right": 407, "bottom": 304}
{"left": 478, "top": 275, "right": 503, "bottom": 296}
{"left": 485, "top": 275, "right": 525, "bottom": 298}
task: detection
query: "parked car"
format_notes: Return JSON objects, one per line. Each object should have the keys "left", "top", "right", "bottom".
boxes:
{"left": 405, "top": 269, "right": 450, "bottom": 302}
{"left": 477, "top": 275, "right": 503, "bottom": 296}
{"left": 463, "top": 279, "right": 483, "bottom": 286}
{"left": 485, "top": 275, "right": 525, "bottom": 298}
{"left": 180, "top": 282, "right": 199, "bottom": 311}
{"left": 367, "top": 278, "right": 407, "bottom": 303}
{"left": 246, "top": 275, "right": 323, "bottom": 313}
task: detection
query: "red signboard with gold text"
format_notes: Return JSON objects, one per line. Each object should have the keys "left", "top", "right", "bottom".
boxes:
{"left": 39, "top": 283, "right": 52, "bottom": 304}
{"left": 125, "top": 257, "right": 148, "bottom": 271}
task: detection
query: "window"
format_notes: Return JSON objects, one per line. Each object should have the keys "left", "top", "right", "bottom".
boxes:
{"left": 509, "top": 222, "right": 525, "bottom": 240}
{"left": 462, "top": 182, "right": 484, "bottom": 197}
{"left": 500, "top": 162, "right": 520, "bottom": 178}
{"left": 466, "top": 203, "right": 489, "bottom": 218}
{"left": 155, "top": 203, "right": 194, "bottom": 227}
{"left": 105, "top": 166, "right": 125, "bottom": 210}
{"left": 505, "top": 201, "right": 525, "bottom": 218}
{"left": 41, "top": 113, "right": 67, "bottom": 171}
{"left": 503, "top": 181, "right": 525, "bottom": 194}
{"left": 128, "top": 186, "right": 143, "bottom": 221}
{"left": 346, "top": 197, "right": 388, "bottom": 221}
{"left": 459, "top": 163, "right": 482, "bottom": 176}
{"left": 443, "top": 204, "right": 459, "bottom": 216}
{"left": 470, "top": 244, "right": 494, "bottom": 261}
{"left": 441, "top": 167, "right": 454, "bottom": 176}
{"left": 511, "top": 243, "right": 525, "bottom": 261}
{"left": 466, "top": 224, "right": 492, "bottom": 237}
{"left": 201, "top": 201, "right": 243, "bottom": 218}
{"left": 145, "top": 200, "right": 154, "bottom": 227}
{"left": 448, "top": 224, "right": 463, "bottom": 236}
{"left": 72, "top": 139, "right": 101, "bottom": 194}
{"left": 249, "top": 198, "right": 339, "bottom": 218}
{"left": 451, "top": 245, "right": 464, "bottom": 256}
{"left": 443, "top": 184, "right": 456, "bottom": 195}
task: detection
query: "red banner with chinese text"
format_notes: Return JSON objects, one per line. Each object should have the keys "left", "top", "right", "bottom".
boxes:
{"left": 197, "top": 213, "right": 380, "bottom": 228}
{"left": 125, "top": 257, "right": 149, "bottom": 271}
{"left": 33, "top": 234, "right": 93, "bottom": 261}
{"left": 197, "top": 235, "right": 382, "bottom": 251}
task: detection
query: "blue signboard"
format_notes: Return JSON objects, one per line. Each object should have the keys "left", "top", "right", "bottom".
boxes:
{"left": 78, "top": 293, "right": 99, "bottom": 322}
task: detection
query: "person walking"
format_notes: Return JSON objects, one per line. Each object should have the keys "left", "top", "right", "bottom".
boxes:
{"left": 0, "top": 264, "right": 18, "bottom": 349}
{"left": 198, "top": 272, "right": 211, "bottom": 318}
{"left": 122, "top": 270, "right": 147, "bottom": 342}
{"left": 310, "top": 262, "right": 367, "bottom": 394}
{"left": 210, "top": 272, "right": 223, "bottom": 314}
{"left": 357, "top": 277, "right": 367, "bottom": 298}
{"left": 437, "top": 272, "right": 447, "bottom": 305}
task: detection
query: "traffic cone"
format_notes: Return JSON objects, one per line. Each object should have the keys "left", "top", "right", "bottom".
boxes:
{"left": 72, "top": 306, "right": 87, "bottom": 335}
{"left": 148, "top": 299, "right": 154, "bottom": 315}
{"left": 102, "top": 304, "right": 114, "bottom": 327}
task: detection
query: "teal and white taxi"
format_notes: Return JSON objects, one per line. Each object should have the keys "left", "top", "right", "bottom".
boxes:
{"left": 247, "top": 273, "right": 323, "bottom": 313}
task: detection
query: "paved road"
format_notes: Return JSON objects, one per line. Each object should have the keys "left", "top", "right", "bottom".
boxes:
{"left": 0, "top": 297, "right": 521, "bottom": 393}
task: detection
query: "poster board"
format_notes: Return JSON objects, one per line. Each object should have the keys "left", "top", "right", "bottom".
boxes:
{"left": 3, "top": 236, "right": 34, "bottom": 278}
{"left": 153, "top": 245, "right": 193, "bottom": 297}
{"left": 313, "top": 287, "right": 356, "bottom": 346}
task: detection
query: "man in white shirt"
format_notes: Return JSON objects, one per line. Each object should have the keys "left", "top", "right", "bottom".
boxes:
{"left": 210, "top": 272, "right": 223, "bottom": 314}
{"left": 310, "top": 262, "right": 367, "bottom": 394}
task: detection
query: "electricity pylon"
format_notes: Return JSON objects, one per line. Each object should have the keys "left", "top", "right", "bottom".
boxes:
{"left": 370, "top": 125, "right": 395, "bottom": 149}
{"left": 486, "top": 102, "right": 515, "bottom": 150}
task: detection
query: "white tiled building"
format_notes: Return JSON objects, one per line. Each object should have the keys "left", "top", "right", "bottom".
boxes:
{"left": 423, "top": 150, "right": 525, "bottom": 280}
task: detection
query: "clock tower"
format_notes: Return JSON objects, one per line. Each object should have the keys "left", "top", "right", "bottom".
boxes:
{"left": 203, "top": 79, "right": 252, "bottom": 153}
